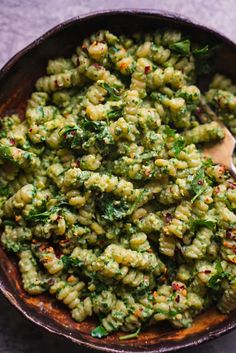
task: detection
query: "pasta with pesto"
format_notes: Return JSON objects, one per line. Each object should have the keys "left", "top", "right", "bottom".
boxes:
{"left": 0, "top": 28, "right": 236, "bottom": 339}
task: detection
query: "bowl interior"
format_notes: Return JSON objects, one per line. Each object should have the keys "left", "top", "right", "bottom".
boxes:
{"left": 0, "top": 10, "right": 236, "bottom": 353}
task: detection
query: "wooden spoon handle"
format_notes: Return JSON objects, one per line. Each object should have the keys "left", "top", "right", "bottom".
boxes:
{"left": 230, "top": 161, "right": 236, "bottom": 180}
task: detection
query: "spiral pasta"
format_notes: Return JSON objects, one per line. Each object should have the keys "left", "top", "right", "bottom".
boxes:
{"left": 1, "top": 28, "right": 236, "bottom": 338}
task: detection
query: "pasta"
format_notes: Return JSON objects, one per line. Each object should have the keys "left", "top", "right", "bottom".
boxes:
{"left": 0, "top": 28, "right": 236, "bottom": 339}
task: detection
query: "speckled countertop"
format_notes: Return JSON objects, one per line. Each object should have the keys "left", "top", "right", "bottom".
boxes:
{"left": 0, "top": 1, "right": 236, "bottom": 352}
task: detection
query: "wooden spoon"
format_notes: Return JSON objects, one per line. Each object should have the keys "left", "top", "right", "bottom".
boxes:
{"left": 200, "top": 97, "right": 236, "bottom": 179}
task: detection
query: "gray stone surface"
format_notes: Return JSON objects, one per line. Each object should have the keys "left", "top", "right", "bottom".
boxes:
{"left": 0, "top": 0, "right": 235, "bottom": 352}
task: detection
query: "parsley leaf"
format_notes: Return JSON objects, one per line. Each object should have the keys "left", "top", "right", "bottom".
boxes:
{"left": 0, "top": 145, "right": 13, "bottom": 161}
{"left": 26, "top": 202, "right": 69, "bottom": 222}
{"left": 208, "top": 260, "right": 228, "bottom": 290}
{"left": 191, "top": 168, "right": 205, "bottom": 195}
{"left": 2, "top": 220, "right": 17, "bottom": 226}
{"left": 98, "top": 194, "right": 129, "bottom": 221}
{"left": 151, "top": 43, "right": 159, "bottom": 52}
{"left": 109, "top": 46, "right": 120, "bottom": 54}
{"left": 99, "top": 82, "right": 121, "bottom": 101}
{"left": 170, "top": 40, "right": 190, "bottom": 55}
{"left": 191, "top": 219, "right": 216, "bottom": 232}
{"left": 203, "top": 158, "right": 213, "bottom": 167}
{"left": 0, "top": 184, "right": 10, "bottom": 197}
{"left": 119, "top": 328, "right": 140, "bottom": 341}
{"left": 91, "top": 326, "right": 108, "bottom": 338}
{"left": 61, "top": 255, "right": 82, "bottom": 270}
{"left": 173, "top": 137, "right": 185, "bottom": 156}
{"left": 193, "top": 45, "right": 209, "bottom": 57}
{"left": 26, "top": 209, "right": 54, "bottom": 221}
{"left": 59, "top": 126, "right": 84, "bottom": 149}
{"left": 107, "top": 105, "right": 124, "bottom": 119}
{"left": 164, "top": 125, "right": 176, "bottom": 137}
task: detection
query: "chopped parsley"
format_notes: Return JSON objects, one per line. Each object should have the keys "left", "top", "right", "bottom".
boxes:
{"left": 0, "top": 184, "right": 10, "bottom": 197}
{"left": 26, "top": 202, "right": 69, "bottom": 222}
{"left": 191, "top": 219, "right": 216, "bottom": 232}
{"left": 99, "top": 82, "right": 121, "bottom": 101}
{"left": 98, "top": 193, "right": 130, "bottom": 221}
{"left": 193, "top": 45, "right": 209, "bottom": 57}
{"left": 2, "top": 220, "right": 17, "bottom": 227}
{"left": 169, "top": 40, "right": 190, "bottom": 55}
{"left": 191, "top": 168, "right": 206, "bottom": 201}
{"left": 208, "top": 260, "right": 228, "bottom": 290}
{"left": 107, "top": 105, "right": 124, "bottom": 120}
{"left": 119, "top": 328, "right": 140, "bottom": 340}
{"left": 164, "top": 125, "right": 176, "bottom": 138}
{"left": 61, "top": 255, "right": 83, "bottom": 270}
{"left": 91, "top": 325, "right": 108, "bottom": 338}
{"left": 173, "top": 137, "right": 185, "bottom": 156}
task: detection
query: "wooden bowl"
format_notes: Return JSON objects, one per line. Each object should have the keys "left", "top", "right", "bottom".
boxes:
{"left": 0, "top": 9, "right": 235, "bottom": 352}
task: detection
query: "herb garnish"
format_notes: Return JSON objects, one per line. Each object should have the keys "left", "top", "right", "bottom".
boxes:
{"left": 61, "top": 255, "right": 83, "bottom": 270}
{"left": 0, "top": 184, "right": 10, "bottom": 197}
{"left": 208, "top": 260, "right": 228, "bottom": 290}
{"left": 191, "top": 219, "right": 216, "bottom": 232}
{"left": 98, "top": 193, "right": 130, "bottom": 221}
{"left": 100, "top": 82, "right": 121, "bottom": 101}
{"left": 169, "top": 40, "right": 190, "bottom": 55}
{"left": 119, "top": 328, "right": 140, "bottom": 340}
{"left": 164, "top": 125, "right": 176, "bottom": 138}
{"left": 191, "top": 168, "right": 206, "bottom": 202}
{"left": 173, "top": 137, "right": 185, "bottom": 156}
{"left": 193, "top": 45, "right": 209, "bottom": 57}
{"left": 91, "top": 325, "right": 108, "bottom": 338}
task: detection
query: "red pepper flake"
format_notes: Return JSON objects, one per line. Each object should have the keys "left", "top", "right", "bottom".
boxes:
{"left": 71, "top": 130, "right": 76, "bottom": 136}
{"left": 76, "top": 160, "right": 80, "bottom": 167}
{"left": 194, "top": 106, "right": 204, "bottom": 118}
{"left": 144, "top": 66, "right": 151, "bottom": 74}
{"left": 175, "top": 295, "right": 180, "bottom": 303}
{"left": 92, "top": 63, "right": 102, "bottom": 69}
{"left": 172, "top": 282, "right": 185, "bottom": 292}
{"left": 39, "top": 244, "right": 47, "bottom": 252}
{"left": 226, "top": 229, "right": 236, "bottom": 240}
{"left": 48, "top": 278, "right": 55, "bottom": 286}
{"left": 63, "top": 134, "right": 67, "bottom": 139}
{"left": 204, "top": 270, "right": 212, "bottom": 274}
{"left": 56, "top": 215, "right": 62, "bottom": 221}
{"left": 144, "top": 167, "right": 151, "bottom": 176}
{"left": 59, "top": 239, "right": 70, "bottom": 245}
{"left": 54, "top": 247, "right": 62, "bottom": 258}
{"left": 214, "top": 186, "right": 220, "bottom": 194}
{"left": 165, "top": 213, "right": 173, "bottom": 223}
{"left": 9, "top": 139, "right": 15, "bottom": 145}
{"left": 228, "top": 181, "right": 236, "bottom": 189}
{"left": 219, "top": 165, "right": 226, "bottom": 173}
{"left": 29, "top": 128, "right": 33, "bottom": 133}
{"left": 147, "top": 248, "right": 153, "bottom": 253}
{"left": 197, "top": 179, "right": 203, "bottom": 185}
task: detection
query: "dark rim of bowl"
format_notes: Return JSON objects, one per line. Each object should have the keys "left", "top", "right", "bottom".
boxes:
{"left": 0, "top": 8, "right": 235, "bottom": 353}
